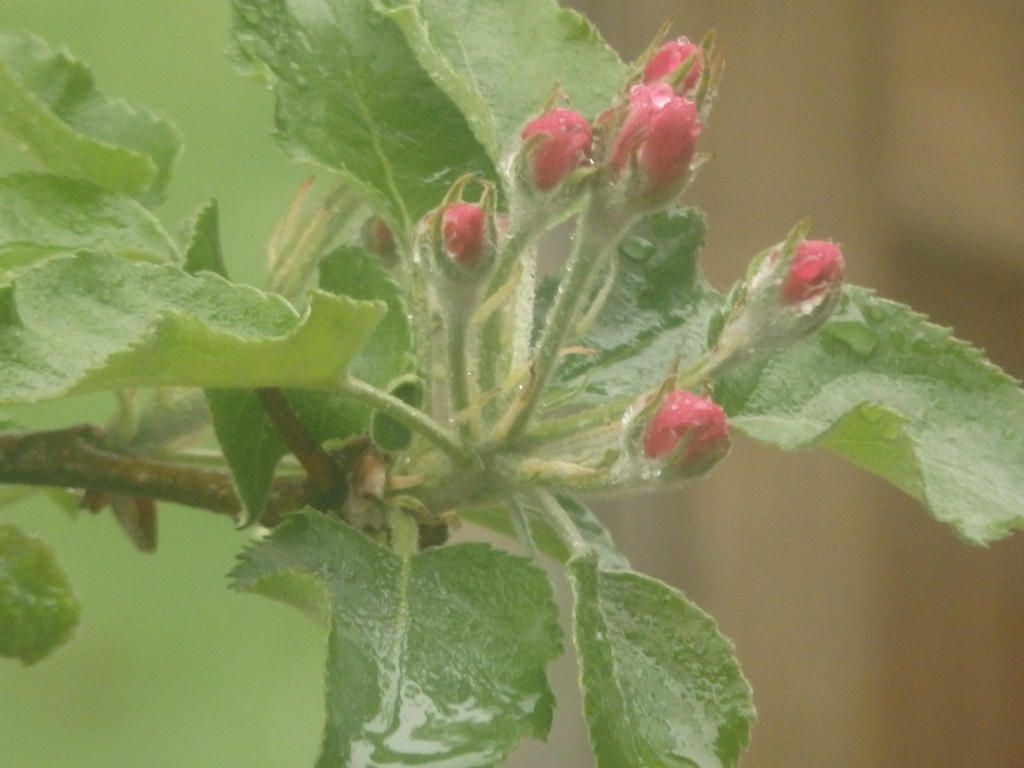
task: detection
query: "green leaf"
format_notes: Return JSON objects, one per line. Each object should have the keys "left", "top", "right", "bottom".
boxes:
{"left": 230, "top": 0, "right": 495, "bottom": 231}
{"left": 0, "top": 32, "right": 181, "bottom": 205}
{"left": 374, "top": 0, "right": 626, "bottom": 163}
{"left": 182, "top": 199, "right": 228, "bottom": 277}
{"left": 717, "top": 286, "right": 1024, "bottom": 544}
{"left": 319, "top": 244, "right": 413, "bottom": 386}
{"left": 0, "top": 521, "right": 80, "bottom": 664}
{"left": 550, "top": 208, "right": 720, "bottom": 406}
{"left": 206, "top": 388, "right": 369, "bottom": 524}
{"left": 205, "top": 388, "right": 286, "bottom": 524}
{"left": 0, "top": 252, "right": 384, "bottom": 403}
{"left": 569, "top": 554, "right": 754, "bottom": 768}
{"left": 0, "top": 173, "right": 178, "bottom": 275}
{"left": 231, "top": 511, "right": 563, "bottom": 767}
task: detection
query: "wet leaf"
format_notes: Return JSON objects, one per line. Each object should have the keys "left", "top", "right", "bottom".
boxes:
{"left": 0, "top": 521, "right": 79, "bottom": 664}
{"left": 231, "top": 511, "right": 563, "bottom": 768}
{"left": 549, "top": 208, "right": 720, "bottom": 406}
{"left": 374, "top": 0, "right": 625, "bottom": 163}
{"left": 0, "top": 173, "right": 179, "bottom": 275}
{"left": 569, "top": 553, "right": 754, "bottom": 768}
{"left": 717, "top": 286, "right": 1024, "bottom": 543}
{"left": 0, "top": 32, "right": 181, "bottom": 205}
{"left": 0, "top": 252, "right": 384, "bottom": 403}
{"left": 230, "top": 0, "right": 495, "bottom": 231}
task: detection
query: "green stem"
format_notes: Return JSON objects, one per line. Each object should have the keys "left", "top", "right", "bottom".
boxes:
{"left": 337, "top": 377, "right": 479, "bottom": 467}
{"left": 476, "top": 217, "right": 545, "bottom": 411}
{"left": 525, "top": 397, "right": 634, "bottom": 444}
{"left": 532, "top": 488, "right": 587, "bottom": 558}
{"left": 493, "top": 199, "right": 628, "bottom": 443}
{"left": 387, "top": 502, "right": 420, "bottom": 557}
{"left": 445, "top": 289, "right": 476, "bottom": 438}
{"left": 485, "top": 215, "right": 546, "bottom": 302}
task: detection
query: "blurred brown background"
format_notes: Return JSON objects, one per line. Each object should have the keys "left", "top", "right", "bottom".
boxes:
{"left": 510, "top": 1, "right": 1024, "bottom": 766}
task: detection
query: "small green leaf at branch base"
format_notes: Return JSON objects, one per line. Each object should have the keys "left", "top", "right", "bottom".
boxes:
{"left": 231, "top": 511, "right": 563, "bottom": 768}
{"left": 0, "top": 522, "right": 80, "bottom": 664}
{"left": 569, "top": 554, "right": 754, "bottom": 768}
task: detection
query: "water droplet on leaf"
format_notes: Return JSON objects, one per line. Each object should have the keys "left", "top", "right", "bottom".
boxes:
{"left": 618, "top": 235, "right": 657, "bottom": 262}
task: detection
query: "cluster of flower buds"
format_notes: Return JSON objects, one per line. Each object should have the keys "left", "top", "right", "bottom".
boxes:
{"left": 507, "top": 36, "right": 710, "bottom": 211}
{"left": 642, "top": 388, "right": 730, "bottom": 477}
{"left": 404, "top": 29, "right": 844, "bottom": 492}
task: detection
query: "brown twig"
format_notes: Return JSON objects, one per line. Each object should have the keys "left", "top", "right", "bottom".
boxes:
{"left": 255, "top": 387, "right": 346, "bottom": 510}
{"left": 0, "top": 424, "right": 307, "bottom": 527}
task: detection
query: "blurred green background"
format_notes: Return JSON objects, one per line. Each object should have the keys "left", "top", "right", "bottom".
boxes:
{"left": 0, "top": 1, "right": 324, "bottom": 766}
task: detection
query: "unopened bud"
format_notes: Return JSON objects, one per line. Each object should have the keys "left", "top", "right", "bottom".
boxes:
{"left": 782, "top": 240, "right": 845, "bottom": 304}
{"left": 643, "top": 37, "right": 703, "bottom": 93}
{"left": 441, "top": 202, "right": 487, "bottom": 268}
{"left": 690, "top": 231, "right": 846, "bottom": 384}
{"left": 609, "top": 83, "right": 702, "bottom": 194}
{"left": 520, "top": 107, "right": 593, "bottom": 191}
{"left": 643, "top": 389, "right": 730, "bottom": 475}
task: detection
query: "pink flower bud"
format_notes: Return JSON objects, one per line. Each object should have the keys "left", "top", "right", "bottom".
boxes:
{"left": 782, "top": 240, "right": 845, "bottom": 304}
{"left": 643, "top": 389, "right": 730, "bottom": 472}
{"left": 442, "top": 203, "right": 487, "bottom": 267}
{"left": 643, "top": 37, "right": 703, "bottom": 92}
{"left": 609, "top": 83, "right": 702, "bottom": 193}
{"left": 520, "top": 107, "right": 593, "bottom": 191}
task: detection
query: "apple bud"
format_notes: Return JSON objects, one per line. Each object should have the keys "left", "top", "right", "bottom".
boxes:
{"left": 643, "top": 389, "right": 730, "bottom": 475}
{"left": 608, "top": 83, "right": 702, "bottom": 194}
{"left": 643, "top": 37, "right": 703, "bottom": 93}
{"left": 782, "top": 239, "right": 845, "bottom": 304}
{"left": 441, "top": 202, "right": 487, "bottom": 268}
{"left": 520, "top": 107, "right": 593, "bottom": 191}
